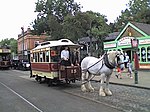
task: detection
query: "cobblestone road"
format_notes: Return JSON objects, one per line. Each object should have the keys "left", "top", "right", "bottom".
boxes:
{"left": 54, "top": 81, "right": 150, "bottom": 112}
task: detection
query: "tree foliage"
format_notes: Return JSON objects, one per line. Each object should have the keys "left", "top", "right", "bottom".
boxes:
{"left": 112, "top": 0, "right": 150, "bottom": 31}
{"left": 32, "top": 0, "right": 110, "bottom": 43}
{"left": 0, "top": 38, "right": 17, "bottom": 54}
{"left": 32, "top": 0, "right": 81, "bottom": 39}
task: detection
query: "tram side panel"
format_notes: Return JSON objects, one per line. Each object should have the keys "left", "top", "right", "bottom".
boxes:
{"left": 31, "top": 63, "right": 58, "bottom": 79}
{"left": 31, "top": 62, "right": 81, "bottom": 83}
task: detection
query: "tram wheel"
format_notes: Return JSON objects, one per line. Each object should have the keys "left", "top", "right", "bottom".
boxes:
{"left": 65, "top": 79, "right": 71, "bottom": 84}
{"left": 38, "top": 77, "right": 42, "bottom": 84}
{"left": 48, "top": 79, "right": 53, "bottom": 87}
{"left": 35, "top": 75, "right": 39, "bottom": 81}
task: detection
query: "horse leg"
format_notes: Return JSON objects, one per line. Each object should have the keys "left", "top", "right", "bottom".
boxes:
{"left": 104, "top": 75, "right": 112, "bottom": 96}
{"left": 81, "top": 71, "right": 88, "bottom": 92}
{"left": 99, "top": 73, "right": 106, "bottom": 96}
{"left": 86, "top": 73, "right": 94, "bottom": 92}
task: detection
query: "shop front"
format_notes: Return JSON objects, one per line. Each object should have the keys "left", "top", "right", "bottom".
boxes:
{"left": 104, "top": 22, "right": 150, "bottom": 69}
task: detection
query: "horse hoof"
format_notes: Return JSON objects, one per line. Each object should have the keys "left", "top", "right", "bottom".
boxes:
{"left": 99, "top": 92, "right": 106, "bottom": 96}
{"left": 106, "top": 92, "right": 112, "bottom": 96}
{"left": 81, "top": 85, "right": 87, "bottom": 92}
{"left": 104, "top": 89, "right": 112, "bottom": 96}
{"left": 89, "top": 88, "right": 94, "bottom": 92}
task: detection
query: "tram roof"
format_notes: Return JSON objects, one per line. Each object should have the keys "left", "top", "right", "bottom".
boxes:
{"left": 32, "top": 39, "right": 80, "bottom": 51}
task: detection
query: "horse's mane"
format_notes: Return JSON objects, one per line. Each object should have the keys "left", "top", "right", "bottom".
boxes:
{"left": 107, "top": 51, "right": 117, "bottom": 61}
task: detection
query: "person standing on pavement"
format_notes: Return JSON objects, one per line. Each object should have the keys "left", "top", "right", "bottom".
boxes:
{"left": 116, "top": 53, "right": 124, "bottom": 79}
{"left": 124, "top": 52, "right": 129, "bottom": 68}
{"left": 127, "top": 59, "right": 133, "bottom": 78}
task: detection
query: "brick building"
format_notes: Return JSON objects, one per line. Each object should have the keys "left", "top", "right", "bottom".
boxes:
{"left": 18, "top": 28, "right": 47, "bottom": 61}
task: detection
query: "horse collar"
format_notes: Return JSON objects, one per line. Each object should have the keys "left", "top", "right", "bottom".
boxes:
{"left": 104, "top": 53, "right": 116, "bottom": 69}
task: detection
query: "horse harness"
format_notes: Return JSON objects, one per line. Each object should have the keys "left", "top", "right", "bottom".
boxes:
{"left": 103, "top": 53, "right": 116, "bottom": 69}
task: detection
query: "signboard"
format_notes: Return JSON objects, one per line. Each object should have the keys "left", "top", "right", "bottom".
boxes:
{"left": 118, "top": 36, "right": 135, "bottom": 46}
{"left": 104, "top": 43, "right": 116, "bottom": 48}
{"left": 1, "top": 49, "right": 11, "bottom": 53}
{"left": 139, "top": 39, "right": 150, "bottom": 45}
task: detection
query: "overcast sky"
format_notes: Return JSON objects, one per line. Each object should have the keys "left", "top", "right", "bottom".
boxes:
{"left": 0, "top": 0, "right": 129, "bottom": 41}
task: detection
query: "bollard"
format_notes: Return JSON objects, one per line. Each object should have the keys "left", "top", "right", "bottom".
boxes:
{"left": 134, "top": 69, "right": 138, "bottom": 84}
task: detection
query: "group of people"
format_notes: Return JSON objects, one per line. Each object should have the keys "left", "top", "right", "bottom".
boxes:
{"left": 116, "top": 52, "right": 133, "bottom": 79}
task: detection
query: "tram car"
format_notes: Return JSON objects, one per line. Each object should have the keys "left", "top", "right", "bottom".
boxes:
{"left": 0, "top": 46, "right": 11, "bottom": 69}
{"left": 30, "top": 39, "right": 81, "bottom": 85}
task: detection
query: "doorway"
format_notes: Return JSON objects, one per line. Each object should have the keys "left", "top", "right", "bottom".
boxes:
{"left": 123, "top": 49, "right": 133, "bottom": 61}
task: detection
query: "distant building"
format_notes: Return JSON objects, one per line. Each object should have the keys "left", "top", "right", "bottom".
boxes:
{"left": 17, "top": 28, "right": 47, "bottom": 61}
{"left": 104, "top": 22, "right": 150, "bottom": 69}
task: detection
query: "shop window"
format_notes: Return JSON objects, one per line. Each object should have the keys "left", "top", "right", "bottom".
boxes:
{"left": 147, "top": 47, "right": 150, "bottom": 62}
{"left": 137, "top": 48, "right": 140, "bottom": 61}
{"left": 141, "top": 47, "right": 146, "bottom": 62}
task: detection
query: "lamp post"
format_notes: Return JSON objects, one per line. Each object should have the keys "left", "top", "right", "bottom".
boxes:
{"left": 131, "top": 38, "right": 139, "bottom": 84}
{"left": 21, "top": 27, "right": 24, "bottom": 60}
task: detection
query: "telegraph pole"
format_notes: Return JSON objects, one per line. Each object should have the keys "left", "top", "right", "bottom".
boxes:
{"left": 21, "top": 27, "right": 24, "bottom": 60}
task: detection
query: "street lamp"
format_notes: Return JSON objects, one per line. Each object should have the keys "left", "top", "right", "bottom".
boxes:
{"left": 21, "top": 27, "right": 24, "bottom": 60}
{"left": 131, "top": 38, "right": 139, "bottom": 84}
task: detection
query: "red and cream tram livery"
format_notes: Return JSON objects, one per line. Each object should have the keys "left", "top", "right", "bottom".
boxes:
{"left": 30, "top": 39, "right": 81, "bottom": 85}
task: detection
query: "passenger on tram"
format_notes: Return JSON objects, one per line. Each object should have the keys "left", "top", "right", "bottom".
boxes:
{"left": 70, "top": 48, "right": 80, "bottom": 66}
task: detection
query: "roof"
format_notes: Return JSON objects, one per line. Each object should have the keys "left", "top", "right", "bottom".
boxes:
{"left": 104, "top": 32, "right": 120, "bottom": 41}
{"left": 78, "top": 37, "right": 97, "bottom": 44}
{"left": 32, "top": 39, "right": 80, "bottom": 50}
{"left": 131, "top": 22, "right": 150, "bottom": 35}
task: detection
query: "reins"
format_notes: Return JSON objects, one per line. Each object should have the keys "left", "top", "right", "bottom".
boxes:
{"left": 82, "top": 54, "right": 105, "bottom": 71}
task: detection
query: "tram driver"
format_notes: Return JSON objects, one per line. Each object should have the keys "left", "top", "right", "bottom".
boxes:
{"left": 60, "top": 46, "right": 71, "bottom": 66}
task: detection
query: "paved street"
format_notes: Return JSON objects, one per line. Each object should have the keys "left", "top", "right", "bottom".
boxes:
{"left": 0, "top": 70, "right": 123, "bottom": 112}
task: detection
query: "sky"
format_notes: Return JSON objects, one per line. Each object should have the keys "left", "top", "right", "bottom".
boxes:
{"left": 0, "top": 0, "right": 129, "bottom": 41}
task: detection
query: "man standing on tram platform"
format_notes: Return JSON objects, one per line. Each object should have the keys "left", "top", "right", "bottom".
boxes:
{"left": 60, "top": 46, "right": 71, "bottom": 66}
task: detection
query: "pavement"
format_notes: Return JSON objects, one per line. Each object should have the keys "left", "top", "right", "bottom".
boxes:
{"left": 93, "top": 69, "right": 150, "bottom": 90}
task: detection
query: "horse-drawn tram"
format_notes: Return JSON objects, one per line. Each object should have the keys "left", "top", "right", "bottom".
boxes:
{"left": 30, "top": 39, "right": 81, "bottom": 85}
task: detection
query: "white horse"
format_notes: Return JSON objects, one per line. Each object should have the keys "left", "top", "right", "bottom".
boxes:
{"left": 80, "top": 51, "right": 123, "bottom": 96}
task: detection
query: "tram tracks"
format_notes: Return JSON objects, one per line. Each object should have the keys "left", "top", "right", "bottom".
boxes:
{"left": 9, "top": 70, "right": 150, "bottom": 112}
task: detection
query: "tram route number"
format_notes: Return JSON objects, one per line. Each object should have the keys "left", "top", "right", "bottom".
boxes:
{"left": 71, "top": 69, "right": 77, "bottom": 74}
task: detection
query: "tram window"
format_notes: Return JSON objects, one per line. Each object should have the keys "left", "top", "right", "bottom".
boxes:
{"left": 51, "top": 50, "right": 59, "bottom": 62}
{"left": 43, "top": 52, "right": 46, "bottom": 62}
{"left": 46, "top": 51, "right": 49, "bottom": 62}
{"left": 37, "top": 53, "right": 40, "bottom": 62}
{"left": 35, "top": 53, "right": 38, "bottom": 62}
{"left": 40, "top": 53, "right": 43, "bottom": 62}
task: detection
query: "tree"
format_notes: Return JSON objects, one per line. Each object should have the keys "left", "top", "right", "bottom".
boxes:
{"left": 0, "top": 38, "right": 17, "bottom": 54}
{"left": 85, "top": 11, "right": 111, "bottom": 55}
{"left": 63, "top": 11, "right": 110, "bottom": 55}
{"left": 32, "top": 0, "right": 81, "bottom": 40}
{"left": 114, "top": 0, "right": 150, "bottom": 31}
